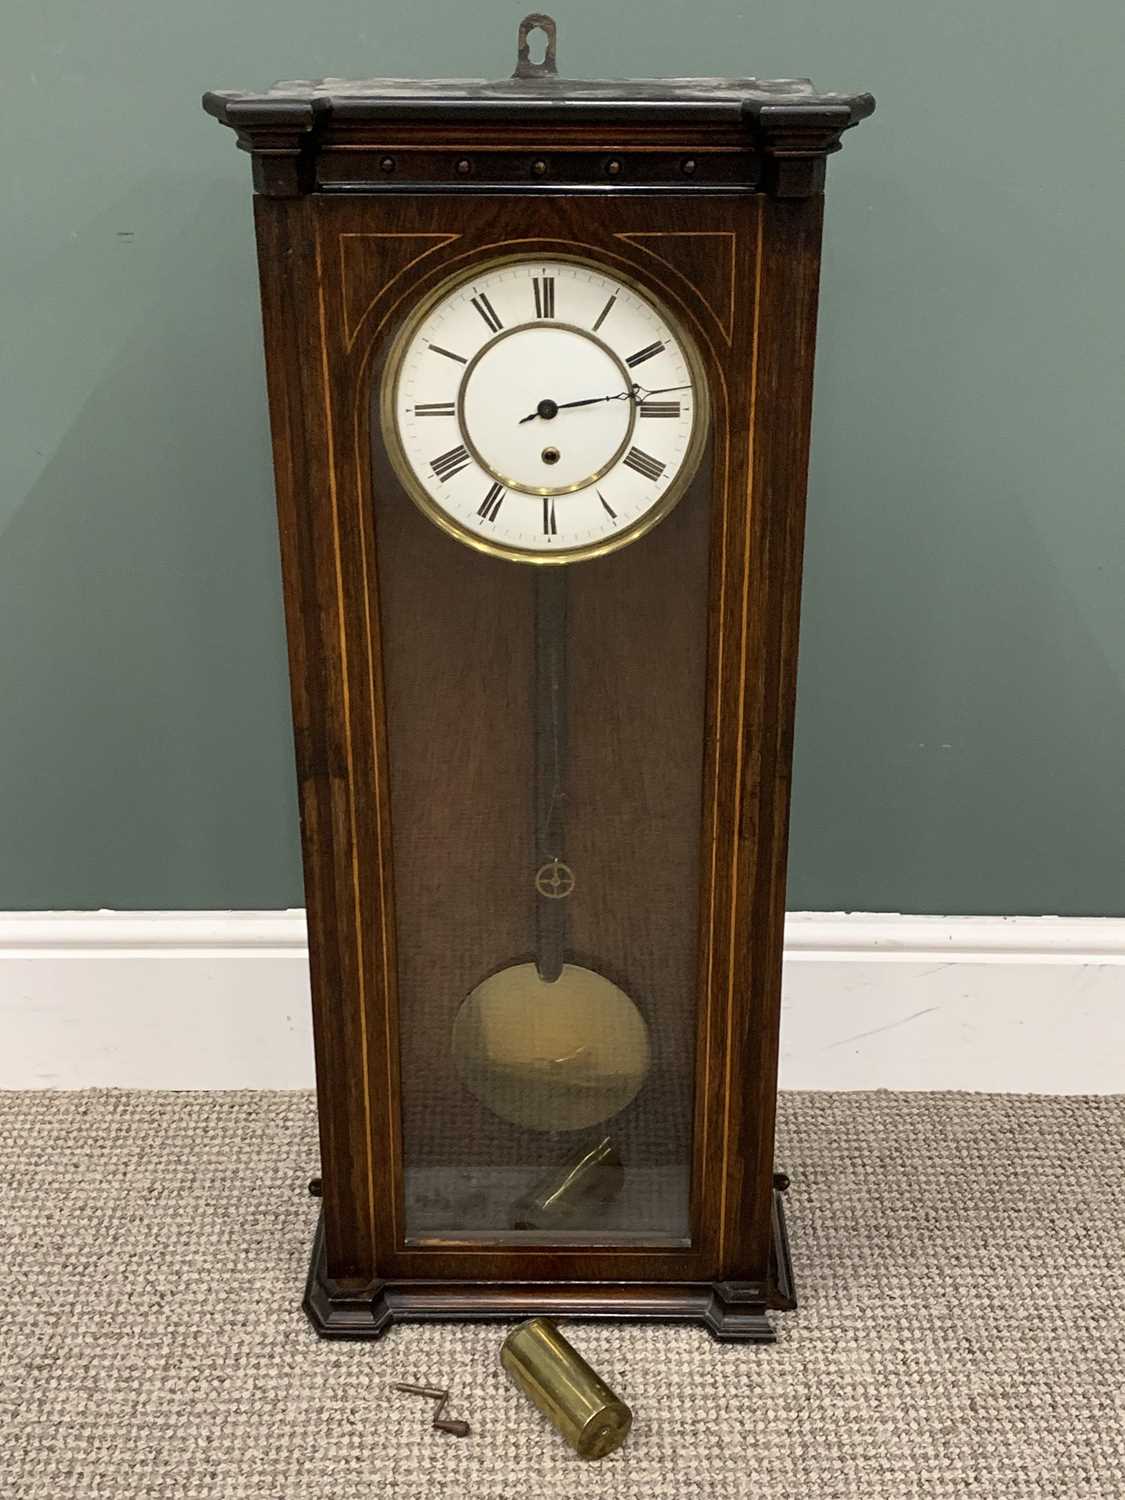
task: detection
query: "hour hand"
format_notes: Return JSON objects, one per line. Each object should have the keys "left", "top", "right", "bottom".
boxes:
{"left": 518, "top": 398, "right": 562, "bottom": 424}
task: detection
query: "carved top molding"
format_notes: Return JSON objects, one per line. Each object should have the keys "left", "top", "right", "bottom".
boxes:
{"left": 203, "top": 19, "right": 872, "bottom": 198}
{"left": 203, "top": 73, "right": 874, "bottom": 138}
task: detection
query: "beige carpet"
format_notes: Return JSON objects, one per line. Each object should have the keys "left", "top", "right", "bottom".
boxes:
{"left": 2, "top": 1091, "right": 1123, "bottom": 1498}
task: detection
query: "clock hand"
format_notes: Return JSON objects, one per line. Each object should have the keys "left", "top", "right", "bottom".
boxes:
{"left": 517, "top": 390, "right": 635, "bottom": 424}
{"left": 517, "top": 382, "right": 692, "bottom": 423}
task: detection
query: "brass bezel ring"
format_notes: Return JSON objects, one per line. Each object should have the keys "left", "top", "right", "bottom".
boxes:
{"left": 456, "top": 322, "right": 637, "bottom": 497}
{"left": 379, "top": 251, "right": 711, "bottom": 567}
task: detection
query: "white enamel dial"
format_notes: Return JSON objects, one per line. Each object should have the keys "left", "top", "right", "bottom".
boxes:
{"left": 383, "top": 255, "right": 709, "bottom": 563}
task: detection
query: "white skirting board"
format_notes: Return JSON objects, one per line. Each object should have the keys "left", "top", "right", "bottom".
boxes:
{"left": 0, "top": 911, "right": 1122, "bottom": 1092}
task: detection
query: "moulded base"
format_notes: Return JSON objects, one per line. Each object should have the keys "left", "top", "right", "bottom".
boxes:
{"left": 303, "top": 1182, "right": 796, "bottom": 1343}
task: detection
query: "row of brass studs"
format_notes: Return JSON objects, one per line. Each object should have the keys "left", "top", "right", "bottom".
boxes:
{"left": 377, "top": 155, "right": 699, "bottom": 178}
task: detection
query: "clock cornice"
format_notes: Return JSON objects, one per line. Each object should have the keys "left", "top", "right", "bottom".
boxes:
{"left": 203, "top": 61, "right": 873, "bottom": 200}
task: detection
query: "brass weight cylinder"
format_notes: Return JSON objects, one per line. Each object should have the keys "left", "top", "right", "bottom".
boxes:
{"left": 500, "top": 1318, "right": 632, "bottom": 1459}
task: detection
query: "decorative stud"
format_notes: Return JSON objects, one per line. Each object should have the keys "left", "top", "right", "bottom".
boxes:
{"left": 532, "top": 159, "right": 548, "bottom": 177}
{"left": 682, "top": 158, "right": 697, "bottom": 176}
{"left": 456, "top": 158, "right": 472, "bottom": 175}
{"left": 380, "top": 156, "right": 396, "bottom": 174}
{"left": 606, "top": 158, "right": 622, "bottom": 177}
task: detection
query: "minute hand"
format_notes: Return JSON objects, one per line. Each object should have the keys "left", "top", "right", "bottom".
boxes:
{"left": 635, "top": 384, "right": 693, "bottom": 398}
{"left": 517, "top": 392, "right": 630, "bottom": 424}
{"left": 516, "top": 383, "right": 692, "bottom": 424}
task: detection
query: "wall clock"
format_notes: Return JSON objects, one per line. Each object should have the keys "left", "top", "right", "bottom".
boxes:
{"left": 205, "top": 15, "right": 873, "bottom": 1340}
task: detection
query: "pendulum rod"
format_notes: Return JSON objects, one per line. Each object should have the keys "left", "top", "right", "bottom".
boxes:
{"left": 533, "top": 567, "right": 570, "bottom": 983}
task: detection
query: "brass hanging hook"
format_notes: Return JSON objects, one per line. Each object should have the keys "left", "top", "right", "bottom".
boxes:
{"left": 512, "top": 14, "right": 558, "bottom": 80}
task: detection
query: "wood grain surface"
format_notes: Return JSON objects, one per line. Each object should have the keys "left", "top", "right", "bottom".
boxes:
{"left": 252, "top": 186, "right": 823, "bottom": 1316}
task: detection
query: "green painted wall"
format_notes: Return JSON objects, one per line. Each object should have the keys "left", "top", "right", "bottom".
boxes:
{"left": 2, "top": 1, "right": 1123, "bottom": 914}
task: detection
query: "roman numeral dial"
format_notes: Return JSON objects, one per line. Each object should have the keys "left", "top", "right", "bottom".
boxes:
{"left": 623, "top": 447, "right": 667, "bottom": 482}
{"left": 431, "top": 445, "right": 472, "bottom": 482}
{"left": 478, "top": 482, "right": 505, "bottom": 522}
{"left": 626, "top": 340, "right": 665, "bottom": 369}
{"left": 388, "top": 255, "right": 709, "bottom": 563}
{"left": 532, "top": 276, "right": 555, "bottom": 319}
{"left": 471, "top": 293, "right": 503, "bottom": 333}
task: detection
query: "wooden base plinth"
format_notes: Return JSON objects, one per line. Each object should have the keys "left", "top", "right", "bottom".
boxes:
{"left": 303, "top": 1186, "right": 796, "bottom": 1343}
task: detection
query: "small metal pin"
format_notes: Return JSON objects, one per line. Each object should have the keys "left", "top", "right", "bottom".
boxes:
{"left": 392, "top": 1383, "right": 471, "bottom": 1438}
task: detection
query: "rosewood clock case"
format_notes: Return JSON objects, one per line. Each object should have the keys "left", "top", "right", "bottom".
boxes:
{"left": 204, "top": 18, "right": 873, "bottom": 1340}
